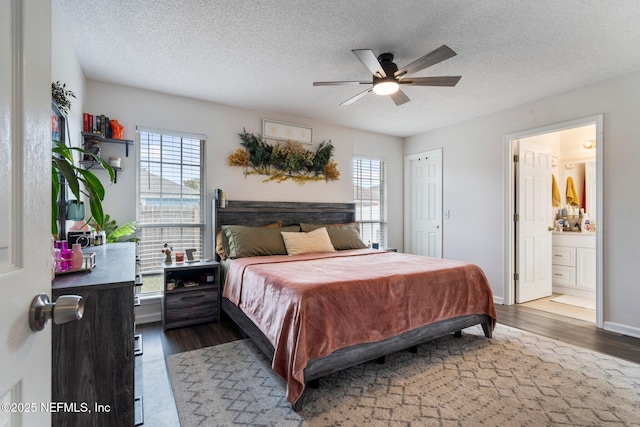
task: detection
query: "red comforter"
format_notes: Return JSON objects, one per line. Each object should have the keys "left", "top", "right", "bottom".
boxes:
{"left": 223, "top": 249, "right": 497, "bottom": 404}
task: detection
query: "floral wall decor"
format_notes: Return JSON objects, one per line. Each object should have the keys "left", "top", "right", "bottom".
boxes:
{"left": 228, "top": 129, "right": 340, "bottom": 184}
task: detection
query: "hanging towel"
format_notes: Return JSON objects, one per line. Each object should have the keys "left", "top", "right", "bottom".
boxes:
{"left": 551, "top": 174, "right": 561, "bottom": 207}
{"left": 566, "top": 176, "right": 580, "bottom": 207}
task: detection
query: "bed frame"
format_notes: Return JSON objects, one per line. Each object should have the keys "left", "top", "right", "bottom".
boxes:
{"left": 214, "top": 200, "right": 494, "bottom": 410}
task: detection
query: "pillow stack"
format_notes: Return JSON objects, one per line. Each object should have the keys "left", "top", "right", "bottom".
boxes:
{"left": 216, "top": 221, "right": 367, "bottom": 259}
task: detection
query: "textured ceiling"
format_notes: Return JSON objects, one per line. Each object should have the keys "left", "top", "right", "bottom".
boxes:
{"left": 56, "top": 0, "right": 640, "bottom": 137}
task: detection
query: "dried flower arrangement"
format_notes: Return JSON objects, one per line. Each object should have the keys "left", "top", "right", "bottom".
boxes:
{"left": 228, "top": 129, "right": 340, "bottom": 184}
{"left": 162, "top": 243, "right": 173, "bottom": 263}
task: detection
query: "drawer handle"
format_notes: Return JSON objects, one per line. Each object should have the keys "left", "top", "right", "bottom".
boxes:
{"left": 553, "top": 273, "right": 563, "bottom": 276}
{"left": 180, "top": 294, "right": 205, "bottom": 299}
{"left": 181, "top": 294, "right": 206, "bottom": 301}
{"left": 554, "top": 254, "right": 563, "bottom": 257}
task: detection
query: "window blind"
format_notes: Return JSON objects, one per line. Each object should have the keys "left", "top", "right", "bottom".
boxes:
{"left": 353, "top": 157, "right": 387, "bottom": 247}
{"left": 137, "top": 129, "right": 206, "bottom": 291}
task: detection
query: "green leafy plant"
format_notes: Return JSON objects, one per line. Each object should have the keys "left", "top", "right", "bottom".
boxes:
{"left": 91, "top": 214, "right": 138, "bottom": 243}
{"left": 52, "top": 141, "right": 115, "bottom": 237}
{"left": 51, "top": 81, "right": 76, "bottom": 115}
{"left": 52, "top": 81, "right": 114, "bottom": 238}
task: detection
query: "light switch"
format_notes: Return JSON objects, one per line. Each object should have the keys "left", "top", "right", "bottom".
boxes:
{"left": 444, "top": 209, "right": 451, "bottom": 219}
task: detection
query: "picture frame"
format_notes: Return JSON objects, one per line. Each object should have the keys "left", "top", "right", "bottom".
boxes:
{"left": 51, "top": 101, "right": 64, "bottom": 142}
{"left": 262, "top": 119, "right": 313, "bottom": 144}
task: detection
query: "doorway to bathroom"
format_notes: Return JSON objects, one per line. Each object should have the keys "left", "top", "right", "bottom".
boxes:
{"left": 503, "top": 115, "right": 603, "bottom": 327}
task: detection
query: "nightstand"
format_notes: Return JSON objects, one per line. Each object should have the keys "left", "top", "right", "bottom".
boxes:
{"left": 162, "top": 260, "right": 220, "bottom": 331}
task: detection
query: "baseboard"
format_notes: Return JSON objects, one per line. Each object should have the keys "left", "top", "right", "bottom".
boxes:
{"left": 604, "top": 321, "right": 640, "bottom": 339}
{"left": 493, "top": 296, "right": 504, "bottom": 305}
{"left": 135, "top": 294, "right": 162, "bottom": 325}
{"left": 136, "top": 312, "right": 161, "bottom": 324}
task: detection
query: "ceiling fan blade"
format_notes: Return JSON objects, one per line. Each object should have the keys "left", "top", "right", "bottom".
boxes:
{"left": 340, "top": 88, "right": 373, "bottom": 106}
{"left": 400, "top": 76, "right": 461, "bottom": 87}
{"left": 313, "top": 81, "right": 371, "bottom": 86}
{"left": 352, "top": 49, "right": 386, "bottom": 78}
{"left": 390, "top": 89, "right": 410, "bottom": 106}
{"left": 395, "top": 45, "right": 457, "bottom": 78}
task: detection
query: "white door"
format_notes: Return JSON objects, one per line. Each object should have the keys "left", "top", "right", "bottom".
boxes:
{"left": 0, "top": 1, "right": 52, "bottom": 425}
{"left": 516, "top": 140, "right": 553, "bottom": 303}
{"left": 409, "top": 149, "right": 442, "bottom": 257}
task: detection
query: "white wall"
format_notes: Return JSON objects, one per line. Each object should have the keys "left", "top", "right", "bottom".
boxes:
{"left": 83, "top": 81, "right": 404, "bottom": 257}
{"left": 405, "top": 70, "right": 640, "bottom": 336}
{"left": 52, "top": 0, "right": 86, "bottom": 236}
{"left": 51, "top": 0, "right": 84, "bottom": 149}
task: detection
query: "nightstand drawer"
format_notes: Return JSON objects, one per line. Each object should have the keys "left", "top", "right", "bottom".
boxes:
{"left": 552, "top": 265, "right": 575, "bottom": 286}
{"left": 165, "top": 289, "right": 218, "bottom": 323}
{"left": 552, "top": 246, "right": 576, "bottom": 267}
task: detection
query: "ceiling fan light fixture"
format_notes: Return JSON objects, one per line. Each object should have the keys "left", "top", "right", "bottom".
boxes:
{"left": 583, "top": 139, "right": 596, "bottom": 149}
{"left": 373, "top": 80, "right": 399, "bottom": 95}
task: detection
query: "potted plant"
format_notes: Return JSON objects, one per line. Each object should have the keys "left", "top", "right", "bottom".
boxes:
{"left": 52, "top": 141, "right": 114, "bottom": 238}
{"left": 51, "top": 81, "right": 76, "bottom": 115}
{"left": 52, "top": 82, "right": 114, "bottom": 238}
{"left": 90, "top": 214, "right": 139, "bottom": 243}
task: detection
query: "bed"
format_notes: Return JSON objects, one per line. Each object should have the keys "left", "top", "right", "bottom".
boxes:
{"left": 214, "top": 200, "right": 497, "bottom": 411}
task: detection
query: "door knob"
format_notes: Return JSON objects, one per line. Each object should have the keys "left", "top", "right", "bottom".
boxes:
{"left": 434, "top": 225, "right": 440, "bottom": 229}
{"left": 29, "top": 293, "right": 84, "bottom": 332}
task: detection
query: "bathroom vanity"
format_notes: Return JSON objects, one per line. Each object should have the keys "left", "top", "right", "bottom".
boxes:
{"left": 552, "top": 232, "right": 596, "bottom": 298}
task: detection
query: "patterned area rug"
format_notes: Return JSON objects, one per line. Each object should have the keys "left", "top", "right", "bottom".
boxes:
{"left": 167, "top": 324, "right": 640, "bottom": 426}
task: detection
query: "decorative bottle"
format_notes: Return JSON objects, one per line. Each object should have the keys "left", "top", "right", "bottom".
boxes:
{"left": 71, "top": 243, "right": 83, "bottom": 269}
{"left": 54, "top": 241, "right": 62, "bottom": 273}
{"left": 60, "top": 241, "right": 71, "bottom": 271}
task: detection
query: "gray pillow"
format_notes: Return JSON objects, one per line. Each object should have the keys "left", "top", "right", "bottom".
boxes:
{"left": 222, "top": 224, "right": 300, "bottom": 258}
{"left": 300, "top": 223, "right": 366, "bottom": 250}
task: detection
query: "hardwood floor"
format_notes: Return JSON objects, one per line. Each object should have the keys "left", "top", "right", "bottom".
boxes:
{"left": 135, "top": 305, "right": 640, "bottom": 426}
{"left": 159, "top": 315, "right": 243, "bottom": 356}
{"left": 495, "top": 304, "right": 640, "bottom": 364}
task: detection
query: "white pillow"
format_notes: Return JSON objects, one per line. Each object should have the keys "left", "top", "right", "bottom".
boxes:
{"left": 280, "top": 227, "right": 336, "bottom": 256}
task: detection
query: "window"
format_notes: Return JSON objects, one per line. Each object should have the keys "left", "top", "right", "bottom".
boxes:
{"left": 353, "top": 157, "right": 387, "bottom": 247}
{"left": 137, "top": 127, "right": 206, "bottom": 294}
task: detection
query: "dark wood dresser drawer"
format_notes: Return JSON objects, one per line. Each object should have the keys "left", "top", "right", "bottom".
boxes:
{"left": 165, "top": 288, "right": 217, "bottom": 323}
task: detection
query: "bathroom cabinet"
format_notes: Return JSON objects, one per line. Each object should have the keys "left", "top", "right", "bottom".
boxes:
{"left": 552, "top": 232, "right": 596, "bottom": 298}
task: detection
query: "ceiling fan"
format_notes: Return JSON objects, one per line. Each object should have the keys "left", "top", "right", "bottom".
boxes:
{"left": 313, "top": 45, "right": 461, "bottom": 106}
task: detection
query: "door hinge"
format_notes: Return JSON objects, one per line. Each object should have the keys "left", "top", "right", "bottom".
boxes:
{"left": 513, "top": 154, "right": 519, "bottom": 163}
{"left": 514, "top": 213, "right": 519, "bottom": 221}
{"left": 514, "top": 273, "right": 519, "bottom": 281}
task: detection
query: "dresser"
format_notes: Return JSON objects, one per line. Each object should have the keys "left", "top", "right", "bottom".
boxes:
{"left": 552, "top": 232, "right": 596, "bottom": 298}
{"left": 52, "top": 243, "right": 138, "bottom": 426}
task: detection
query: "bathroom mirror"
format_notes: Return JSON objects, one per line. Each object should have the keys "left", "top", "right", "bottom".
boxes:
{"left": 559, "top": 159, "right": 596, "bottom": 223}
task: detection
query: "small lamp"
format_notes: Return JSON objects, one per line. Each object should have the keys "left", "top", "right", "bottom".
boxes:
{"left": 583, "top": 139, "right": 596, "bottom": 149}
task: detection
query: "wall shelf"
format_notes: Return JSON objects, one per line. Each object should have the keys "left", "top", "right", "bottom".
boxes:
{"left": 80, "top": 160, "right": 123, "bottom": 183}
{"left": 82, "top": 132, "right": 134, "bottom": 157}
{"left": 81, "top": 132, "right": 133, "bottom": 184}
